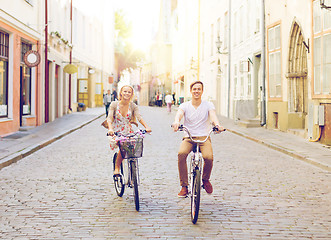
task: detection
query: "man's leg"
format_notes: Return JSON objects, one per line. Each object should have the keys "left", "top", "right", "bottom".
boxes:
{"left": 199, "top": 137, "right": 214, "bottom": 193}
{"left": 105, "top": 104, "right": 109, "bottom": 117}
{"left": 178, "top": 138, "right": 193, "bottom": 187}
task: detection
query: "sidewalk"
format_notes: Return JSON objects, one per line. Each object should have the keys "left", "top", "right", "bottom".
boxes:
{"left": 218, "top": 115, "right": 331, "bottom": 172}
{"left": 0, "top": 107, "right": 105, "bottom": 169}
{"left": 0, "top": 106, "right": 330, "bottom": 172}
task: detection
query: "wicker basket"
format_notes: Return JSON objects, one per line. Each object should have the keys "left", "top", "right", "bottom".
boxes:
{"left": 119, "top": 137, "right": 143, "bottom": 159}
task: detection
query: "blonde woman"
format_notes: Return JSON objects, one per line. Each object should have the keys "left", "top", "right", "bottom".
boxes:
{"left": 106, "top": 85, "right": 151, "bottom": 176}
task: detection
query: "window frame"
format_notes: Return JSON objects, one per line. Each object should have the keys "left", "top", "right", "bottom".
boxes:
{"left": 267, "top": 22, "right": 282, "bottom": 101}
{"left": 0, "top": 31, "right": 9, "bottom": 118}
{"left": 312, "top": 0, "right": 331, "bottom": 98}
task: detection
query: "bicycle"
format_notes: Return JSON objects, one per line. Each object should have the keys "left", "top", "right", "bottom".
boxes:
{"left": 110, "top": 130, "right": 146, "bottom": 211}
{"left": 175, "top": 124, "right": 225, "bottom": 224}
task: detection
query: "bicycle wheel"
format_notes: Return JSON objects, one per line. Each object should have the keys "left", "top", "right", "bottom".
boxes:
{"left": 113, "top": 152, "right": 125, "bottom": 197}
{"left": 191, "top": 168, "right": 201, "bottom": 224}
{"left": 130, "top": 160, "right": 139, "bottom": 211}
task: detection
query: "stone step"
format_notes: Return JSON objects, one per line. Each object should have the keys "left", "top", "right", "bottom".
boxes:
{"left": 287, "top": 128, "right": 307, "bottom": 138}
{"left": 19, "top": 126, "right": 35, "bottom": 132}
{"left": 236, "top": 119, "right": 261, "bottom": 128}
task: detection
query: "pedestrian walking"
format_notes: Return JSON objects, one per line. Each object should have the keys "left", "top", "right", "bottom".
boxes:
{"left": 156, "top": 92, "right": 160, "bottom": 106}
{"left": 158, "top": 92, "right": 163, "bottom": 107}
{"left": 112, "top": 88, "right": 118, "bottom": 101}
{"left": 105, "top": 85, "right": 152, "bottom": 176}
{"left": 165, "top": 92, "right": 173, "bottom": 113}
{"left": 103, "top": 89, "right": 112, "bottom": 117}
{"left": 172, "top": 81, "right": 225, "bottom": 197}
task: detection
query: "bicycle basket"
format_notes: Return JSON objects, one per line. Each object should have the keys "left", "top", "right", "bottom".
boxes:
{"left": 118, "top": 137, "right": 143, "bottom": 159}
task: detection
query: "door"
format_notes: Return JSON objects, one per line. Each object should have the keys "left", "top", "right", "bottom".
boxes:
{"left": 77, "top": 78, "right": 88, "bottom": 106}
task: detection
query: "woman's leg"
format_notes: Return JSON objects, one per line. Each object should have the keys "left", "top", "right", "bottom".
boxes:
{"left": 114, "top": 150, "right": 123, "bottom": 175}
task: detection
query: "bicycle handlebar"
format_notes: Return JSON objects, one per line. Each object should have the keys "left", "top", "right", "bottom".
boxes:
{"left": 107, "top": 129, "right": 147, "bottom": 137}
{"left": 174, "top": 124, "right": 225, "bottom": 143}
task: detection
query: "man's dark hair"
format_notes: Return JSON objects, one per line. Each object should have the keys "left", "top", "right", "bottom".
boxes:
{"left": 190, "top": 81, "right": 204, "bottom": 90}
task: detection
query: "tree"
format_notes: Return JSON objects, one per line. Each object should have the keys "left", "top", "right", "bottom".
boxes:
{"left": 115, "top": 10, "right": 145, "bottom": 74}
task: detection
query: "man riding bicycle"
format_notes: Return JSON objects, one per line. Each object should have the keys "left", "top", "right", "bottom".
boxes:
{"left": 172, "top": 81, "right": 225, "bottom": 197}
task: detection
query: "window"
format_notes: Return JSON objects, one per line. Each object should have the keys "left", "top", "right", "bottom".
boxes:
{"left": 313, "top": 0, "right": 331, "bottom": 95}
{"left": 202, "top": 32, "right": 205, "bottom": 61}
{"left": 247, "top": 62, "right": 252, "bottom": 98}
{"left": 21, "top": 41, "right": 32, "bottom": 115}
{"left": 268, "top": 24, "right": 281, "bottom": 98}
{"left": 224, "top": 12, "right": 228, "bottom": 49}
{"left": 239, "top": 6, "right": 243, "bottom": 43}
{"left": 0, "top": 31, "right": 9, "bottom": 118}
{"left": 211, "top": 24, "right": 214, "bottom": 56}
{"left": 234, "top": 64, "right": 238, "bottom": 97}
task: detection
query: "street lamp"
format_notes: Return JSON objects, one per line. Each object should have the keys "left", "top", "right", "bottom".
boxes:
{"left": 320, "top": 0, "right": 331, "bottom": 9}
{"left": 215, "top": 35, "right": 228, "bottom": 55}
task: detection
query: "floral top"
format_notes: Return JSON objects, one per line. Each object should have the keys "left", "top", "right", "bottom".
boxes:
{"left": 108, "top": 103, "right": 134, "bottom": 150}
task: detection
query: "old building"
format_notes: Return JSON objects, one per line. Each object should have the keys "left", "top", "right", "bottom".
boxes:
{"left": 266, "top": 0, "right": 331, "bottom": 144}
{"left": 0, "top": 0, "right": 43, "bottom": 135}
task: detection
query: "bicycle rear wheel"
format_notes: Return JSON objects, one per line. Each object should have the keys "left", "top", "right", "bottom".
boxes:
{"left": 113, "top": 152, "right": 125, "bottom": 197}
{"left": 191, "top": 168, "right": 201, "bottom": 224}
{"left": 130, "top": 160, "right": 139, "bottom": 211}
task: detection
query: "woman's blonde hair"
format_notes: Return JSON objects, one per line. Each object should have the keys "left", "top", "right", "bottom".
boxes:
{"left": 118, "top": 85, "right": 134, "bottom": 101}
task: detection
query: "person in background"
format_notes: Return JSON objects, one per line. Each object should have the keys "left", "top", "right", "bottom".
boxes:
{"left": 103, "top": 89, "right": 112, "bottom": 117}
{"left": 158, "top": 92, "right": 163, "bottom": 107}
{"left": 156, "top": 92, "right": 160, "bottom": 106}
{"left": 112, "top": 88, "right": 118, "bottom": 101}
{"left": 165, "top": 92, "right": 173, "bottom": 113}
{"left": 172, "top": 92, "right": 176, "bottom": 106}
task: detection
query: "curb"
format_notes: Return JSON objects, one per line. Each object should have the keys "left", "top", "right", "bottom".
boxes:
{"left": 227, "top": 129, "right": 331, "bottom": 172}
{"left": 0, "top": 114, "right": 104, "bottom": 170}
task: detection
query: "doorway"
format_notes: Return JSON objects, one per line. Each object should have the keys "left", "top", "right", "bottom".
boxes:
{"left": 287, "top": 22, "right": 308, "bottom": 129}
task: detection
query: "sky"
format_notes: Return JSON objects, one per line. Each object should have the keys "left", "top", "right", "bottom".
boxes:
{"left": 73, "top": 0, "right": 161, "bottom": 51}
{"left": 114, "top": 0, "right": 161, "bottom": 51}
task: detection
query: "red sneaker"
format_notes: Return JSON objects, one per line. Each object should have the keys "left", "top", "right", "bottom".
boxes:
{"left": 202, "top": 180, "right": 213, "bottom": 194}
{"left": 177, "top": 186, "right": 188, "bottom": 198}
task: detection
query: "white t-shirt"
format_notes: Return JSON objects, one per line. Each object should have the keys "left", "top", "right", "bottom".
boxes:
{"left": 179, "top": 100, "right": 215, "bottom": 137}
{"left": 165, "top": 94, "right": 173, "bottom": 103}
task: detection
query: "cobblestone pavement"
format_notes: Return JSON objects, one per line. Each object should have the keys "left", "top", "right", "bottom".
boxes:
{"left": 0, "top": 106, "right": 330, "bottom": 239}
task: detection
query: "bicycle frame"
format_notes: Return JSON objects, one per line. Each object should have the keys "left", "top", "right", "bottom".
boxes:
{"left": 122, "top": 157, "right": 140, "bottom": 187}
{"left": 176, "top": 125, "right": 224, "bottom": 223}
{"left": 188, "top": 146, "right": 203, "bottom": 196}
{"left": 111, "top": 129, "right": 146, "bottom": 211}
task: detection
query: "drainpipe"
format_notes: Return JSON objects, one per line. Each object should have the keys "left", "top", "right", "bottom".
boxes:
{"left": 197, "top": 0, "right": 201, "bottom": 80}
{"left": 261, "top": 0, "right": 266, "bottom": 126}
{"left": 227, "top": 0, "right": 231, "bottom": 118}
{"left": 68, "top": 0, "right": 73, "bottom": 111}
{"left": 44, "top": 0, "right": 49, "bottom": 123}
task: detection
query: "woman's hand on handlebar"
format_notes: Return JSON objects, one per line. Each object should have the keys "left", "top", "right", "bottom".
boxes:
{"left": 107, "top": 129, "right": 115, "bottom": 136}
{"left": 145, "top": 127, "right": 152, "bottom": 133}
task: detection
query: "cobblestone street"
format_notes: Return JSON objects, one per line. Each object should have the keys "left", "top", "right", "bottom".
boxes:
{"left": 0, "top": 106, "right": 330, "bottom": 239}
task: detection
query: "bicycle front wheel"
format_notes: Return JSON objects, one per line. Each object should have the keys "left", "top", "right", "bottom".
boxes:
{"left": 130, "top": 160, "right": 139, "bottom": 211}
{"left": 191, "top": 168, "right": 201, "bottom": 224}
{"left": 113, "top": 152, "right": 125, "bottom": 197}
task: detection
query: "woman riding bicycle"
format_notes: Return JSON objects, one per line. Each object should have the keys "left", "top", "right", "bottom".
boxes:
{"left": 172, "top": 81, "right": 225, "bottom": 197}
{"left": 106, "top": 85, "right": 152, "bottom": 176}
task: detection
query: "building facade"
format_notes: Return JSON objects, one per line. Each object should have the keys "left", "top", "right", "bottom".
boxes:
{"left": 0, "top": 0, "right": 115, "bottom": 137}
{"left": 0, "top": 0, "right": 43, "bottom": 135}
{"left": 266, "top": 0, "right": 331, "bottom": 144}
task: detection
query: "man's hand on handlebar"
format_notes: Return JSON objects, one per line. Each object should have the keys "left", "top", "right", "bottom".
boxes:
{"left": 171, "top": 122, "right": 181, "bottom": 132}
{"left": 213, "top": 124, "right": 226, "bottom": 133}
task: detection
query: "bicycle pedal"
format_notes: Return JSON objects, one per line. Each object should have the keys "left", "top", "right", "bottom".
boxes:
{"left": 113, "top": 174, "right": 122, "bottom": 181}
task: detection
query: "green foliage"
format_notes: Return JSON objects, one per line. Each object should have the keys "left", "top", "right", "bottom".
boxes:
{"left": 115, "top": 10, "right": 145, "bottom": 74}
